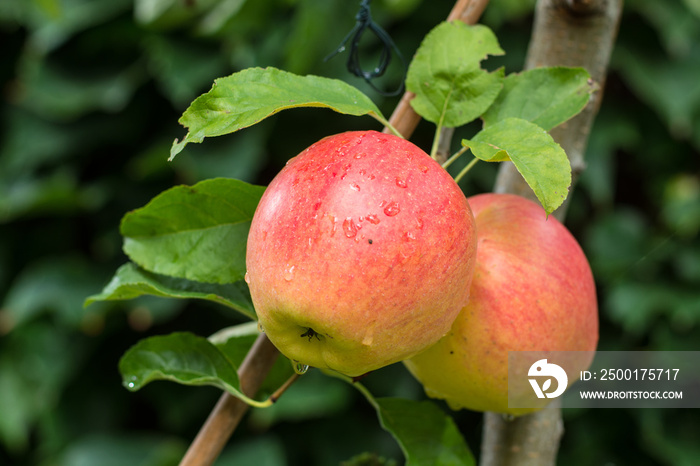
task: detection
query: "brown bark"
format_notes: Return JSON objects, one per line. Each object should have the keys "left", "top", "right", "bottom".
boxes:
{"left": 480, "top": 1, "right": 623, "bottom": 465}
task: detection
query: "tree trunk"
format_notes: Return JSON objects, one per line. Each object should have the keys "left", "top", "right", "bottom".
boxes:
{"left": 480, "top": 1, "right": 623, "bottom": 465}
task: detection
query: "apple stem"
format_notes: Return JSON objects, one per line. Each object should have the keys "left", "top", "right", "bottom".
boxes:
{"left": 178, "top": 333, "right": 280, "bottom": 466}
{"left": 326, "top": 371, "right": 380, "bottom": 411}
{"left": 269, "top": 372, "right": 302, "bottom": 403}
{"left": 453, "top": 157, "right": 480, "bottom": 184}
{"left": 442, "top": 145, "right": 470, "bottom": 170}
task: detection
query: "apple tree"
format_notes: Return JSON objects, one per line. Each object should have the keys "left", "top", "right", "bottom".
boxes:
{"left": 84, "top": 1, "right": 624, "bottom": 465}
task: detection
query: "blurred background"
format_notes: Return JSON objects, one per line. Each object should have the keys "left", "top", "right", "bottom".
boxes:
{"left": 1, "top": 0, "right": 699, "bottom": 464}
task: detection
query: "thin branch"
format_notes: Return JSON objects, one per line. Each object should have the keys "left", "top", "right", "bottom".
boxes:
{"left": 179, "top": 333, "right": 280, "bottom": 466}
{"left": 382, "top": 0, "right": 491, "bottom": 139}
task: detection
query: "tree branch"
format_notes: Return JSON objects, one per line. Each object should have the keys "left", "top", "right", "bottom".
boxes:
{"left": 179, "top": 333, "right": 280, "bottom": 466}
{"left": 481, "top": 1, "right": 623, "bottom": 465}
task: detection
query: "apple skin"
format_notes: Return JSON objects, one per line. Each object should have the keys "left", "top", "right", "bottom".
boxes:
{"left": 246, "top": 130, "right": 477, "bottom": 377}
{"left": 404, "top": 193, "right": 598, "bottom": 415}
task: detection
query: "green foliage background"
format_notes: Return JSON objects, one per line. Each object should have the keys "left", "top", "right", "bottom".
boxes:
{"left": 1, "top": 0, "right": 699, "bottom": 464}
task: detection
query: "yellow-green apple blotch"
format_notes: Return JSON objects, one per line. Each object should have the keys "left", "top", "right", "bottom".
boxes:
{"left": 246, "top": 130, "right": 477, "bottom": 377}
{"left": 404, "top": 193, "right": 598, "bottom": 415}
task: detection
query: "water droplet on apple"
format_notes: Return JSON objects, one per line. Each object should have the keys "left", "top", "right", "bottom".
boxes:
{"left": 284, "top": 265, "right": 295, "bottom": 281}
{"left": 294, "top": 362, "right": 309, "bottom": 375}
{"left": 396, "top": 177, "right": 407, "bottom": 188}
{"left": 244, "top": 272, "right": 250, "bottom": 284}
{"left": 354, "top": 152, "right": 365, "bottom": 159}
{"left": 383, "top": 201, "right": 400, "bottom": 217}
{"left": 366, "top": 214, "right": 380, "bottom": 224}
{"left": 350, "top": 183, "right": 360, "bottom": 191}
{"left": 342, "top": 217, "right": 359, "bottom": 238}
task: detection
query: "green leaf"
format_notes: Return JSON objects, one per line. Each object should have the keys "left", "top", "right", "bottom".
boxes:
{"left": 170, "top": 67, "right": 387, "bottom": 159}
{"left": 328, "top": 373, "right": 474, "bottom": 466}
{"left": 375, "top": 398, "right": 475, "bottom": 466}
{"left": 118, "top": 330, "right": 275, "bottom": 408}
{"left": 463, "top": 118, "right": 571, "bottom": 214}
{"left": 405, "top": 21, "right": 505, "bottom": 128}
{"left": 84, "top": 262, "right": 256, "bottom": 320}
{"left": 120, "top": 178, "right": 264, "bottom": 284}
{"left": 482, "top": 67, "right": 595, "bottom": 131}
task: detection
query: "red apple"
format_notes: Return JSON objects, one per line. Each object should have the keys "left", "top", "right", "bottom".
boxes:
{"left": 246, "top": 130, "right": 477, "bottom": 377}
{"left": 404, "top": 193, "right": 598, "bottom": 415}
